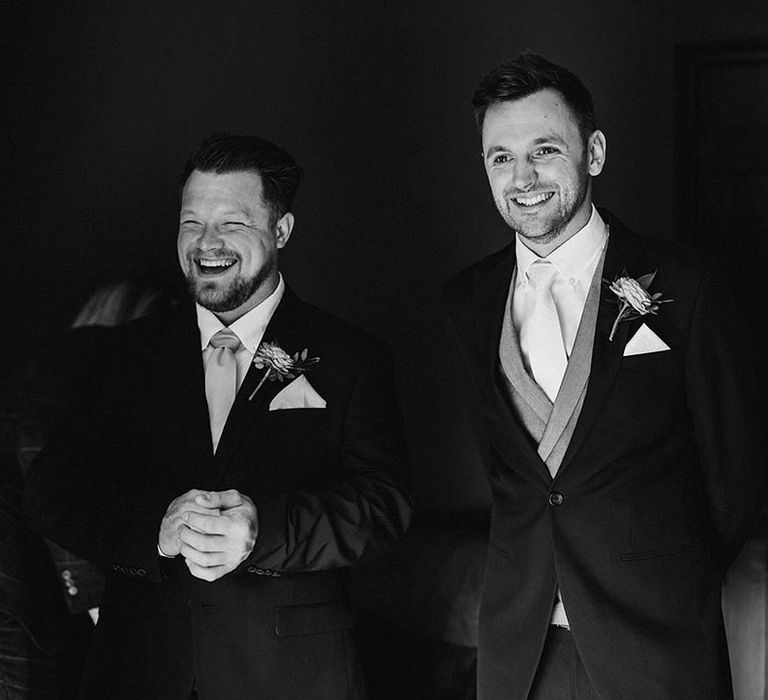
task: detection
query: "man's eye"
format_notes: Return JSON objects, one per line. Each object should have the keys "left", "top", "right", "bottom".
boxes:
{"left": 180, "top": 221, "right": 202, "bottom": 228}
{"left": 535, "top": 147, "right": 559, "bottom": 156}
{"left": 492, "top": 154, "right": 512, "bottom": 165}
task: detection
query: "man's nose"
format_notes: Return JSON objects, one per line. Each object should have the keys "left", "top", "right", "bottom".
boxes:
{"left": 512, "top": 158, "right": 536, "bottom": 191}
{"left": 196, "top": 224, "right": 222, "bottom": 250}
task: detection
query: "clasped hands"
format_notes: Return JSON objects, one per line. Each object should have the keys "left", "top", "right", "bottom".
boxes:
{"left": 158, "top": 489, "right": 258, "bottom": 581}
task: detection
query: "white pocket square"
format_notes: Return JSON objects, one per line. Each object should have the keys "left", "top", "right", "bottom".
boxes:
{"left": 623, "top": 323, "right": 671, "bottom": 356}
{"left": 269, "top": 375, "right": 327, "bottom": 411}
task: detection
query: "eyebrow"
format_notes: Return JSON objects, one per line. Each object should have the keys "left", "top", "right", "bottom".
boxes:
{"left": 484, "top": 135, "right": 569, "bottom": 158}
{"left": 179, "top": 209, "right": 249, "bottom": 218}
{"left": 485, "top": 145, "right": 509, "bottom": 158}
{"left": 533, "top": 135, "right": 568, "bottom": 146}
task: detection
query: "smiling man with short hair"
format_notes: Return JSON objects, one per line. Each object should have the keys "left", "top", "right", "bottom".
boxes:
{"left": 481, "top": 88, "right": 605, "bottom": 255}
{"left": 444, "top": 54, "right": 766, "bottom": 699}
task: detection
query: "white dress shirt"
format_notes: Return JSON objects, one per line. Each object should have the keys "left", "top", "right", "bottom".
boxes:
{"left": 196, "top": 274, "right": 285, "bottom": 391}
{"left": 513, "top": 205, "right": 609, "bottom": 376}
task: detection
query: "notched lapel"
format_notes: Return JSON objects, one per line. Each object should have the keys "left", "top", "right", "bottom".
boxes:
{"left": 559, "top": 216, "right": 655, "bottom": 472}
{"left": 538, "top": 255, "right": 605, "bottom": 471}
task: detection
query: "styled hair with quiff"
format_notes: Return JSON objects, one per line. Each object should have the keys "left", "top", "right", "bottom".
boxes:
{"left": 182, "top": 132, "right": 303, "bottom": 226}
{"left": 472, "top": 53, "right": 597, "bottom": 144}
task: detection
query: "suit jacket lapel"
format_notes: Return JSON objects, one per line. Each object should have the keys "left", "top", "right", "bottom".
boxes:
{"left": 558, "top": 213, "right": 654, "bottom": 473}
{"left": 141, "top": 304, "right": 214, "bottom": 490}
{"left": 208, "top": 286, "right": 305, "bottom": 482}
{"left": 538, "top": 245, "right": 606, "bottom": 468}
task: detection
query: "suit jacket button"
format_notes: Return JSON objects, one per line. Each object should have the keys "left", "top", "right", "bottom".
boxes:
{"left": 67, "top": 586, "right": 78, "bottom": 596}
{"left": 549, "top": 492, "right": 564, "bottom": 506}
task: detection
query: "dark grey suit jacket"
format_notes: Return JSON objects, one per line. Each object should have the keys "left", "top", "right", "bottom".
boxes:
{"left": 443, "top": 211, "right": 767, "bottom": 699}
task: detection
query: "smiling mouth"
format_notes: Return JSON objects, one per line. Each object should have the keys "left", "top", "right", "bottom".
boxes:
{"left": 195, "top": 258, "right": 237, "bottom": 275}
{"left": 511, "top": 192, "right": 555, "bottom": 208}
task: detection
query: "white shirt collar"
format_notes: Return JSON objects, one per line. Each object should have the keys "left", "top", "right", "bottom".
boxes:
{"left": 515, "top": 205, "right": 608, "bottom": 281}
{"left": 196, "top": 274, "right": 285, "bottom": 353}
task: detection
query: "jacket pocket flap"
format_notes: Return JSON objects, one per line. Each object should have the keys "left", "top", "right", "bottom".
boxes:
{"left": 275, "top": 600, "right": 353, "bottom": 637}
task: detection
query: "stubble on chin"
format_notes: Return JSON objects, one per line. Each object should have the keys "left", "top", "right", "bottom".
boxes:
{"left": 512, "top": 218, "right": 565, "bottom": 246}
{"left": 186, "top": 256, "right": 277, "bottom": 313}
{"left": 500, "top": 181, "right": 588, "bottom": 247}
{"left": 497, "top": 200, "right": 569, "bottom": 246}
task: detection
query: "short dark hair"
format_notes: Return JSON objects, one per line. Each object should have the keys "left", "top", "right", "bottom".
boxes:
{"left": 182, "top": 132, "right": 303, "bottom": 225}
{"left": 472, "top": 54, "right": 597, "bottom": 143}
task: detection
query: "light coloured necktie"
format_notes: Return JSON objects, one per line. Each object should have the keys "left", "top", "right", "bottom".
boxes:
{"left": 205, "top": 328, "right": 242, "bottom": 453}
{"left": 520, "top": 261, "right": 567, "bottom": 402}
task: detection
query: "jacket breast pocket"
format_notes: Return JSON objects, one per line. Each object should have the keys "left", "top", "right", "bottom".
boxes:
{"left": 275, "top": 600, "right": 353, "bottom": 638}
{"left": 618, "top": 348, "right": 679, "bottom": 374}
{"left": 263, "top": 407, "right": 330, "bottom": 431}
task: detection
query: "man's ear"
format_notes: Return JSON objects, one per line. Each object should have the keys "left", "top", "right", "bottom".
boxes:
{"left": 587, "top": 130, "right": 607, "bottom": 176}
{"left": 274, "top": 212, "right": 294, "bottom": 249}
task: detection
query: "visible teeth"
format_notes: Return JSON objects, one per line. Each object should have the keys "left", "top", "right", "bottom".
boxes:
{"left": 514, "top": 192, "right": 553, "bottom": 207}
{"left": 199, "top": 259, "right": 234, "bottom": 268}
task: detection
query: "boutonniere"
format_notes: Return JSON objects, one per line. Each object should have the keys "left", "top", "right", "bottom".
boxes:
{"left": 247, "top": 341, "right": 320, "bottom": 401}
{"left": 604, "top": 270, "right": 673, "bottom": 341}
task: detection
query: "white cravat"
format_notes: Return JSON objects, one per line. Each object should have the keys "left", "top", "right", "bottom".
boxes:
{"left": 519, "top": 260, "right": 567, "bottom": 402}
{"left": 514, "top": 206, "right": 609, "bottom": 402}
{"left": 204, "top": 328, "right": 242, "bottom": 453}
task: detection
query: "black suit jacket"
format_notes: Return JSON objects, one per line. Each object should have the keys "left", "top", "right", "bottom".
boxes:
{"left": 443, "top": 212, "right": 767, "bottom": 700}
{"left": 25, "top": 286, "right": 412, "bottom": 699}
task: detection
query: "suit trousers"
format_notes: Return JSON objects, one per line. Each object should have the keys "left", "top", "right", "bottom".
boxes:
{"left": 528, "top": 627, "right": 599, "bottom": 700}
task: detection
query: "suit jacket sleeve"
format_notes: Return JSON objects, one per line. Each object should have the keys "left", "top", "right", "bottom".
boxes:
{"left": 685, "top": 265, "right": 768, "bottom": 568}
{"left": 244, "top": 339, "right": 413, "bottom": 573}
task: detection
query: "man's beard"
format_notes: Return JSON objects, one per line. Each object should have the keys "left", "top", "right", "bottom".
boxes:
{"left": 498, "top": 169, "right": 590, "bottom": 246}
{"left": 186, "top": 252, "right": 277, "bottom": 313}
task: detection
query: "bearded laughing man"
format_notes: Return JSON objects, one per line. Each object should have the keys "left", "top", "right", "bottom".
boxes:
{"left": 25, "top": 132, "right": 411, "bottom": 700}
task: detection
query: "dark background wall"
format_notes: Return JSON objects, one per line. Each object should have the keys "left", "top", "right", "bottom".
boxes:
{"left": 4, "top": 0, "right": 768, "bottom": 515}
